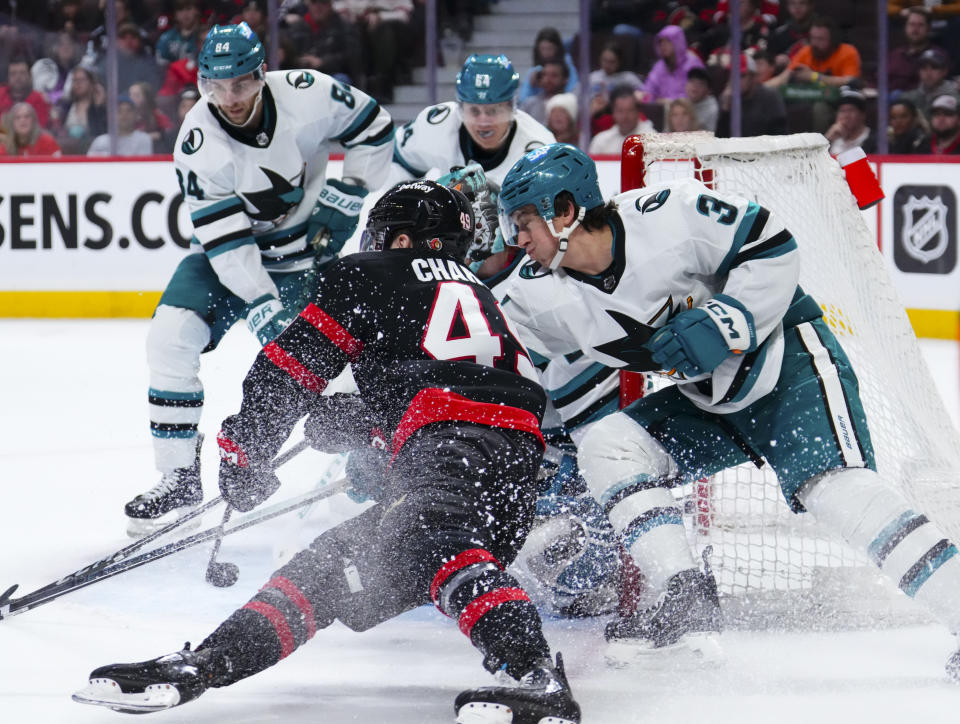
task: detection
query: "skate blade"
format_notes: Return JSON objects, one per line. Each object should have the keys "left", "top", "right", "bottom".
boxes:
{"left": 605, "top": 631, "right": 723, "bottom": 668}
{"left": 72, "top": 678, "right": 182, "bottom": 713}
{"left": 456, "top": 701, "right": 577, "bottom": 724}
{"left": 126, "top": 506, "right": 202, "bottom": 539}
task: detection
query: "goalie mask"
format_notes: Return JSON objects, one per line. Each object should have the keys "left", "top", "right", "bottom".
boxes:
{"left": 361, "top": 180, "right": 476, "bottom": 262}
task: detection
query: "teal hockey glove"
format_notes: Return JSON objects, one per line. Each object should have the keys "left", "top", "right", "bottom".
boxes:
{"left": 245, "top": 294, "right": 294, "bottom": 346}
{"left": 437, "top": 163, "right": 499, "bottom": 264}
{"left": 645, "top": 297, "right": 754, "bottom": 378}
{"left": 307, "top": 179, "right": 368, "bottom": 257}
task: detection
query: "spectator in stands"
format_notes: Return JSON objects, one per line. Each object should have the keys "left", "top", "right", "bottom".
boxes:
{"left": 156, "top": 0, "right": 205, "bottom": 69}
{"left": 517, "top": 27, "right": 579, "bottom": 103}
{"left": 588, "top": 85, "right": 655, "bottom": 155}
{"left": 684, "top": 66, "right": 718, "bottom": 132}
{"left": 825, "top": 86, "right": 877, "bottom": 155}
{"left": 87, "top": 95, "right": 153, "bottom": 157}
{"left": 589, "top": 42, "right": 643, "bottom": 100}
{"left": 49, "top": 0, "right": 97, "bottom": 37}
{"left": 753, "top": 48, "right": 778, "bottom": 83}
{"left": 929, "top": 93, "right": 960, "bottom": 154}
{"left": 769, "top": 0, "right": 815, "bottom": 63}
{"left": 287, "top": 0, "right": 362, "bottom": 84}
{"left": 666, "top": 97, "right": 702, "bottom": 132}
{"left": 545, "top": 91, "right": 579, "bottom": 146}
{"left": 888, "top": 7, "right": 943, "bottom": 94}
{"left": 0, "top": 58, "right": 51, "bottom": 129}
{"left": 102, "top": 23, "right": 162, "bottom": 95}
{"left": 236, "top": 0, "right": 269, "bottom": 38}
{"left": 335, "top": 0, "right": 414, "bottom": 102}
{"left": 0, "top": 24, "right": 39, "bottom": 83}
{"left": 176, "top": 85, "right": 200, "bottom": 126}
{"left": 31, "top": 32, "right": 81, "bottom": 108}
{"left": 717, "top": 53, "right": 787, "bottom": 137}
{"left": 765, "top": 15, "right": 861, "bottom": 89}
{"left": 888, "top": 97, "right": 931, "bottom": 154}
{"left": 519, "top": 59, "right": 571, "bottom": 126}
{"left": 0, "top": 102, "right": 61, "bottom": 156}
{"left": 129, "top": 81, "right": 175, "bottom": 153}
{"left": 56, "top": 66, "right": 107, "bottom": 154}
{"left": 702, "top": 0, "right": 773, "bottom": 67}
{"left": 85, "top": 0, "right": 135, "bottom": 69}
{"left": 901, "top": 48, "right": 959, "bottom": 119}
{"left": 643, "top": 24, "right": 705, "bottom": 102}
{"left": 156, "top": 57, "right": 199, "bottom": 117}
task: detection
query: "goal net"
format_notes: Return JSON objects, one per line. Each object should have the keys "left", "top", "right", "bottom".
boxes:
{"left": 622, "top": 132, "right": 960, "bottom": 628}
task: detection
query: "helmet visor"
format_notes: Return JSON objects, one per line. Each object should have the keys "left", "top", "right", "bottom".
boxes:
{"left": 198, "top": 68, "right": 264, "bottom": 105}
{"left": 359, "top": 226, "right": 387, "bottom": 253}
{"left": 460, "top": 101, "right": 514, "bottom": 126}
{"left": 498, "top": 207, "right": 522, "bottom": 247}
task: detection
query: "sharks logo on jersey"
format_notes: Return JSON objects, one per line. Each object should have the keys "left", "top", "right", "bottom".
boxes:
{"left": 240, "top": 166, "right": 306, "bottom": 222}
{"left": 427, "top": 105, "right": 451, "bottom": 124}
{"left": 286, "top": 70, "right": 315, "bottom": 89}
{"left": 636, "top": 189, "right": 670, "bottom": 214}
{"left": 181, "top": 128, "right": 204, "bottom": 155}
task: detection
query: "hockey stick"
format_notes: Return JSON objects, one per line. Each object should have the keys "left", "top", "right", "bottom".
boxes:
{"left": 0, "top": 475, "right": 349, "bottom": 621}
{"left": 0, "top": 440, "right": 313, "bottom": 613}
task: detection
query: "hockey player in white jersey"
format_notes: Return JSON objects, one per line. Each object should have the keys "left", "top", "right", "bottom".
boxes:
{"left": 124, "top": 22, "right": 393, "bottom": 536}
{"left": 497, "top": 143, "right": 960, "bottom": 677}
{"left": 391, "top": 53, "right": 555, "bottom": 188}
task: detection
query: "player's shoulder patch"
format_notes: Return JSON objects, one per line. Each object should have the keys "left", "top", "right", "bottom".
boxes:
{"left": 180, "top": 127, "right": 204, "bottom": 155}
{"left": 519, "top": 258, "right": 551, "bottom": 279}
{"left": 285, "top": 70, "right": 315, "bottom": 89}
{"left": 635, "top": 188, "right": 671, "bottom": 214}
{"left": 426, "top": 104, "right": 452, "bottom": 125}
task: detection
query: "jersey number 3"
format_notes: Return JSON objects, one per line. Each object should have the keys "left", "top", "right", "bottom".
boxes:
{"left": 422, "top": 282, "right": 537, "bottom": 381}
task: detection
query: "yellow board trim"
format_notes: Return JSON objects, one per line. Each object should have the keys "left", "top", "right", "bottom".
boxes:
{"left": 0, "top": 294, "right": 958, "bottom": 341}
{"left": 905, "top": 308, "right": 959, "bottom": 340}
{"left": 0, "top": 291, "right": 162, "bottom": 318}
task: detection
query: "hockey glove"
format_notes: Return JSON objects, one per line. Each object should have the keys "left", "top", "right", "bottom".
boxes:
{"left": 645, "top": 297, "right": 754, "bottom": 378}
{"left": 216, "top": 430, "right": 281, "bottom": 512}
{"left": 303, "top": 393, "right": 376, "bottom": 453}
{"left": 437, "top": 163, "right": 500, "bottom": 264}
{"left": 344, "top": 445, "right": 389, "bottom": 504}
{"left": 307, "top": 179, "right": 368, "bottom": 258}
{"left": 245, "top": 294, "right": 295, "bottom": 346}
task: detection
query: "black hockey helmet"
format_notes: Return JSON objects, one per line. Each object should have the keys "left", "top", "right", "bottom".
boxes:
{"left": 361, "top": 180, "right": 476, "bottom": 261}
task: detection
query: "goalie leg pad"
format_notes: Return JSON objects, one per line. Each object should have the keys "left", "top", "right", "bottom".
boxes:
{"left": 800, "top": 467, "right": 960, "bottom": 631}
{"left": 578, "top": 413, "right": 695, "bottom": 597}
{"left": 147, "top": 305, "right": 211, "bottom": 471}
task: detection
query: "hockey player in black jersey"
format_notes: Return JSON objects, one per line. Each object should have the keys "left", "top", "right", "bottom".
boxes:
{"left": 73, "top": 180, "right": 580, "bottom": 724}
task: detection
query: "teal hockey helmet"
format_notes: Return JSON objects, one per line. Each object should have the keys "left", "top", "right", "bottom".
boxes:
{"left": 198, "top": 22, "right": 265, "bottom": 80}
{"left": 498, "top": 143, "right": 602, "bottom": 232}
{"left": 456, "top": 54, "right": 519, "bottom": 104}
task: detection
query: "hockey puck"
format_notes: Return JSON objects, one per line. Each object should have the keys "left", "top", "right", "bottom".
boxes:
{"left": 206, "top": 562, "right": 239, "bottom": 588}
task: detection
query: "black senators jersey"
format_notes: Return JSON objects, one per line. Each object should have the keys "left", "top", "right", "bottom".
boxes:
{"left": 228, "top": 249, "right": 546, "bottom": 460}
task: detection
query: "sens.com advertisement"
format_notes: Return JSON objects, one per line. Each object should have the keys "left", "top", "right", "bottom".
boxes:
{"left": 0, "top": 156, "right": 958, "bottom": 338}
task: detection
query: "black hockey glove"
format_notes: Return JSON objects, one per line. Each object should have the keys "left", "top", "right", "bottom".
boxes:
{"left": 303, "top": 393, "right": 377, "bottom": 453}
{"left": 216, "top": 430, "right": 281, "bottom": 512}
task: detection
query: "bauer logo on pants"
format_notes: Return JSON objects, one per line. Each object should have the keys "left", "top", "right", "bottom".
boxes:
{"left": 893, "top": 184, "right": 956, "bottom": 274}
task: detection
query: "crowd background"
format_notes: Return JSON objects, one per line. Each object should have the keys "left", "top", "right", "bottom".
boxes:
{"left": 0, "top": 0, "right": 956, "bottom": 157}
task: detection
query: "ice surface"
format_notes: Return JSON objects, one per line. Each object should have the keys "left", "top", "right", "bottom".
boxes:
{"left": 2, "top": 320, "right": 959, "bottom": 723}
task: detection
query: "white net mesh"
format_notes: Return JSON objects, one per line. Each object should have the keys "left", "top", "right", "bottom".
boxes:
{"left": 628, "top": 132, "right": 960, "bottom": 627}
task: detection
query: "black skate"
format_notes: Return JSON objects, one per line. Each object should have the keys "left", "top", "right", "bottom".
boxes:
{"left": 72, "top": 644, "right": 213, "bottom": 714}
{"left": 455, "top": 653, "right": 580, "bottom": 724}
{"left": 125, "top": 434, "right": 204, "bottom": 537}
{"left": 605, "top": 548, "right": 723, "bottom": 663}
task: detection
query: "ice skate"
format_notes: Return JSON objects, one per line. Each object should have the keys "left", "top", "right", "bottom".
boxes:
{"left": 605, "top": 548, "right": 723, "bottom": 664}
{"left": 455, "top": 652, "right": 580, "bottom": 724}
{"left": 125, "top": 434, "right": 204, "bottom": 537}
{"left": 72, "top": 644, "right": 213, "bottom": 714}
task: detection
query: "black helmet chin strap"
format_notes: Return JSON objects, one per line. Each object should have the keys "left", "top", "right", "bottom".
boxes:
{"left": 547, "top": 206, "right": 585, "bottom": 271}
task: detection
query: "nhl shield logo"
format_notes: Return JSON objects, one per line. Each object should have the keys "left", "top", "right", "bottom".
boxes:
{"left": 902, "top": 195, "right": 948, "bottom": 263}
{"left": 181, "top": 128, "right": 204, "bottom": 154}
{"left": 893, "top": 185, "right": 956, "bottom": 274}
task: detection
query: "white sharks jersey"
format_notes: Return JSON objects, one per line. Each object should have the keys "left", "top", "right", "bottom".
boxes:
{"left": 173, "top": 69, "right": 393, "bottom": 303}
{"left": 496, "top": 178, "right": 816, "bottom": 415}
{"left": 391, "top": 101, "right": 555, "bottom": 186}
